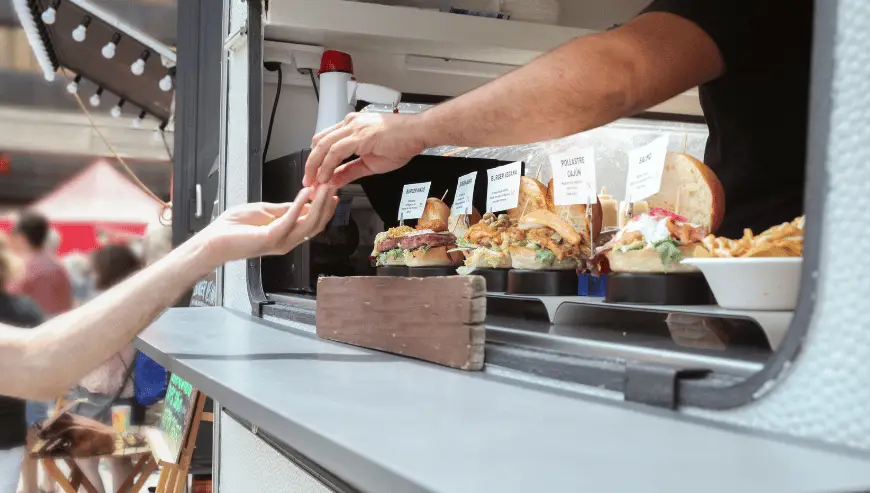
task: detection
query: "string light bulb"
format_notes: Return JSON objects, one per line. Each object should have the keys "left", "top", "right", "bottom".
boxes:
{"left": 132, "top": 110, "right": 146, "bottom": 128}
{"left": 158, "top": 75, "right": 172, "bottom": 92}
{"left": 66, "top": 74, "right": 82, "bottom": 95}
{"left": 89, "top": 87, "right": 103, "bottom": 107}
{"left": 72, "top": 16, "right": 91, "bottom": 42}
{"left": 130, "top": 50, "right": 150, "bottom": 76}
{"left": 41, "top": 0, "right": 60, "bottom": 25}
{"left": 102, "top": 33, "right": 121, "bottom": 59}
{"left": 110, "top": 99, "right": 125, "bottom": 118}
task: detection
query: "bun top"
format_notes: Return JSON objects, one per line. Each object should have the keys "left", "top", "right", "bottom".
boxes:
{"left": 507, "top": 177, "right": 547, "bottom": 219}
{"left": 545, "top": 179, "right": 603, "bottom": 244}
{"left": 518, "top": 210, "right": 583, "bottom": 245}
{"left": 646, "top": 153, "right": 725, "bottom": 232}
{"left": 448, "top": 207, "right": 482, "bottom": 237}
{"left": 418, "top": 198, "right": 451, "bottom": 232}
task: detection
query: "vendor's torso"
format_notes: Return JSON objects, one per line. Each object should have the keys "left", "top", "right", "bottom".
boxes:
{"left": 700, "top": 1, "right": 813, "bottom": 238}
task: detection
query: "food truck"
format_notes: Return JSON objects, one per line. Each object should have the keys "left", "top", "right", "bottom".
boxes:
{"left": 17, "top": 0, "right": 870, "bottom": 491}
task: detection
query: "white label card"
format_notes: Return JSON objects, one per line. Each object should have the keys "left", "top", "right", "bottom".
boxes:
{"left": 486, "top": 161, "right": 522, "bottom": 213}
{"left": 451, "top": 171, "right": 477, "bottom": 216}
{"left": 398, "top": 181, "right": 431, "bottom": 220}
{"left": 549, "top": 147, "right": 597, "bottom": 205}
{"left": 625, "top": 136, "right": 669, "bottom": 202}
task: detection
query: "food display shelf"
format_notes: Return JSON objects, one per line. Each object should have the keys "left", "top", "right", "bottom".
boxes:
{"left": 486, "top": 292, "right": 793, "bottom": 350}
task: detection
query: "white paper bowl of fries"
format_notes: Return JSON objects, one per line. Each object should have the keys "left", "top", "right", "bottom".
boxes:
{"left": 682, "top": 216, "right": 805, "bottom": 310}
{"left": 680, "top": 257, "right": 802, "bottom": 310}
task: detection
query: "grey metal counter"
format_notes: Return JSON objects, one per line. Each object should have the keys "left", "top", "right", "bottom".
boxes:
{"left": 137, "top": 307, "right": 870, "bottom": 493}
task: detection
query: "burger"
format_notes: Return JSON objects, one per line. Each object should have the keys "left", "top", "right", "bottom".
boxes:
{"left": 600, "top": 208, "right": 711, "bottom": 273}
{"left": 545, "top": 178, "right": 603, "bottom": 253}
{"left": 403, "top": 198, "right": 465, "bottom": 267}
{"left": 371, "top": 225, "right": 415, "bottom": 267}
{"left": 453, "top": 212, "right": 515, "bottom": 274}
{"left": 509, "top": 210, "right": 585, "bottom": 270}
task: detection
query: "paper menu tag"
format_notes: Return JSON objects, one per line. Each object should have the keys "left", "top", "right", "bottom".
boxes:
{"left": 625, "top": 136, "right": 669, "bottom": 202}
{"left": 486, "top": 161, "right": 522, "bottom": 213}
{"left": 451, "top": 171, "right": 477, "bottom": 216}
{"left": 549, "top": 147, "right": 597, "bottom": 205}
{"left": 398, "top": 181, "right": 431, "bottom": 220}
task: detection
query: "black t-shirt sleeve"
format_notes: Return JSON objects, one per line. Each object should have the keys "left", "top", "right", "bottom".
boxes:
{"left": 640, "top": 0, "right": 783, "bottom": 72}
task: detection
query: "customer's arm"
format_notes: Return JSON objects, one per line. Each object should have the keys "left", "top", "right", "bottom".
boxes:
{"left": 0, "top": 187, "right": 338, "bottom": 400}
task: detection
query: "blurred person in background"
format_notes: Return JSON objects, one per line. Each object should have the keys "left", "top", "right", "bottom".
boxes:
{"left": 9, "top": 213, "right": 71, "bottom": 493}
{"left": 67, "top": 245, "right": 141, "bottom": 492}
{"left": 61, "top": 253, "right": 93, "bottom": 307}
{"left": 0, "top": 232, "right": 44, "bottom": 493}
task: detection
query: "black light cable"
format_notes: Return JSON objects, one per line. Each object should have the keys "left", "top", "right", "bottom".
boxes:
{"left": 263, "top": 62, "right": 283, "bottom": 164}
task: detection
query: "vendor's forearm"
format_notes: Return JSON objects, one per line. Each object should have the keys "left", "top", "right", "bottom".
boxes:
{"left": 415, "top": 13, "right": 723, "bottom": 149}
{"left": 7, "top": 237, "right": 216, "bottom": 400}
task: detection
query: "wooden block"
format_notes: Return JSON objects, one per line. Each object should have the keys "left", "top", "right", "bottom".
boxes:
{"left": 316, "top": 276, "right": 486, "bottom": 370}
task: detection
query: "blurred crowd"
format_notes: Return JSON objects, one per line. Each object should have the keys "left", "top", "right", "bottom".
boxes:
{"left": 0, "top": 212, "right": 171, "bottom": 493}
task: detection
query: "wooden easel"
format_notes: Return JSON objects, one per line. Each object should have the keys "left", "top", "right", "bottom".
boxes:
{"left": 145, "top": 394, "right": 214, "bottom": 493}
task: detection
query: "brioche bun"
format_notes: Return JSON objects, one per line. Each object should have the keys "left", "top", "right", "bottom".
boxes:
{"left": 462, "top": 247, "right": 512, "bottom": 269}
{"left": 404, "top": 246, "right": 464, "bottom": 267}
{"left": 647, "top": 153, "right": 725, "bottom": 232}
{"left": 508, "top": 246, "right": 578, "bottom": 270}
{"left": 448, "top": 207, "right": 482, "bottom": 238}
{"left": 606, "top": 245, "right": 711, "bottom": 274}
{"left": 507, "top": 177, "right": 548, "bottom": 219}
{"left": 518, "top": 210, "right": 583, "bottom": 246}
{"left": 545, "top": 179, "right": 603, "bottom": 245}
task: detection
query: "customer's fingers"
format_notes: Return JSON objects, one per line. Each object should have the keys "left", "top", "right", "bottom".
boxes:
{"left": 265, "top": 188, "right": 310, "bottom": 247}
{"left": 291, "top": 186, "right": 331, "bottom": 244}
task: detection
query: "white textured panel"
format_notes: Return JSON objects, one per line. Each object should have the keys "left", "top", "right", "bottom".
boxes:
{"left": 683, "top": 0, "right": 870, "bottom": 451}
{"left": 223, "top": 0, "right": 253, "bottom": 313}
{"left": 220, "top": 412, "right": 332, "bottom": 493}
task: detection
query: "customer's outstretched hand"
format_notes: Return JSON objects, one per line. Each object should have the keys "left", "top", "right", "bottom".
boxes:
{"left": 198, "top": 186, "right": 338, "bottom": 264}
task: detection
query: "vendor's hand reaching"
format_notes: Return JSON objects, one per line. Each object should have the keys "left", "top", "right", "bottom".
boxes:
{"left": 198, "top": 186, "right": 338, "bottom": 264}
{"left": 304, "top": 112, "right": 426, "bottom": 188}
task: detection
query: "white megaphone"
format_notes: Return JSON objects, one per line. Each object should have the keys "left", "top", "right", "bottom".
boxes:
{"left": 315, "top": 50, "right": 403, "bottom": 134}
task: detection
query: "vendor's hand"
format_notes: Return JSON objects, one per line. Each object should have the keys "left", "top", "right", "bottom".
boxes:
{"left": 304, "top": 112, "right": 426, "bottom": 188}
{"left": 198, "top": 186, "right": 338, "bottom": 264}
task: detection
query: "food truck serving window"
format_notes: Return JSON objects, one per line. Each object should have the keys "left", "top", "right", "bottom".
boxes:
{"left": 229, "top": 0, "right": 825, "bottom": 412}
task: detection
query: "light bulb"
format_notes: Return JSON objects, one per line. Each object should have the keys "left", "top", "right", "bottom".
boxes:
{"left": 131, "top": 50, "right": 150, "bottom": 76}
{"left": 102, "top": 42, "right": 116, "bottom": 59}
{"left": 132, "top": 111, "right": 146, "bottom": 128}
{"left": 72, "top": 25, "right": 86, "bottom": 42}
{"left": 66, "top": 74, "right": 82, "bottom": 95}
{"left": 72, "top": 16, "right": 91, "bottom": 42}
{"left": 102, "top": 33, "right": 121, "bottom": 60}
{"left": 41, "top": 7, "right": 57, "bottom": 25}
{"left": 131, "top": 59, "right": 145, "bottom": 76}
{"left": 158, "top": 74, "right": 173, "bottom": 92}
{"left": 110, "top": 99, "right": 125, "bottom": 118}
{"left": 89, "top": 93, "right": 100, "bottom": 107}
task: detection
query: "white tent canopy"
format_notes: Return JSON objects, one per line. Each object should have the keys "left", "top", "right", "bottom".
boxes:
{"left": 31, "top": 160, "right": 163, "bottom": 224}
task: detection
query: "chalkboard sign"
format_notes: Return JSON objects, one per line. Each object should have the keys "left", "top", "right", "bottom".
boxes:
{"left": 159, "top": 374, "right": 200, "bottom": 463}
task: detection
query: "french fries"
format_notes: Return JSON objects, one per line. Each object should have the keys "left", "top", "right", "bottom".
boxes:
{"left": 701, "top": 216, "right": 804, "bottom": 258}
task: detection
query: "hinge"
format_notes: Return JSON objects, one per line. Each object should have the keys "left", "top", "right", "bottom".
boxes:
{"left": 624, "top": 363, "right": 710, "bottom": 409}
{"left": 224, "top": 21, "right": 249, "bottom": 54}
